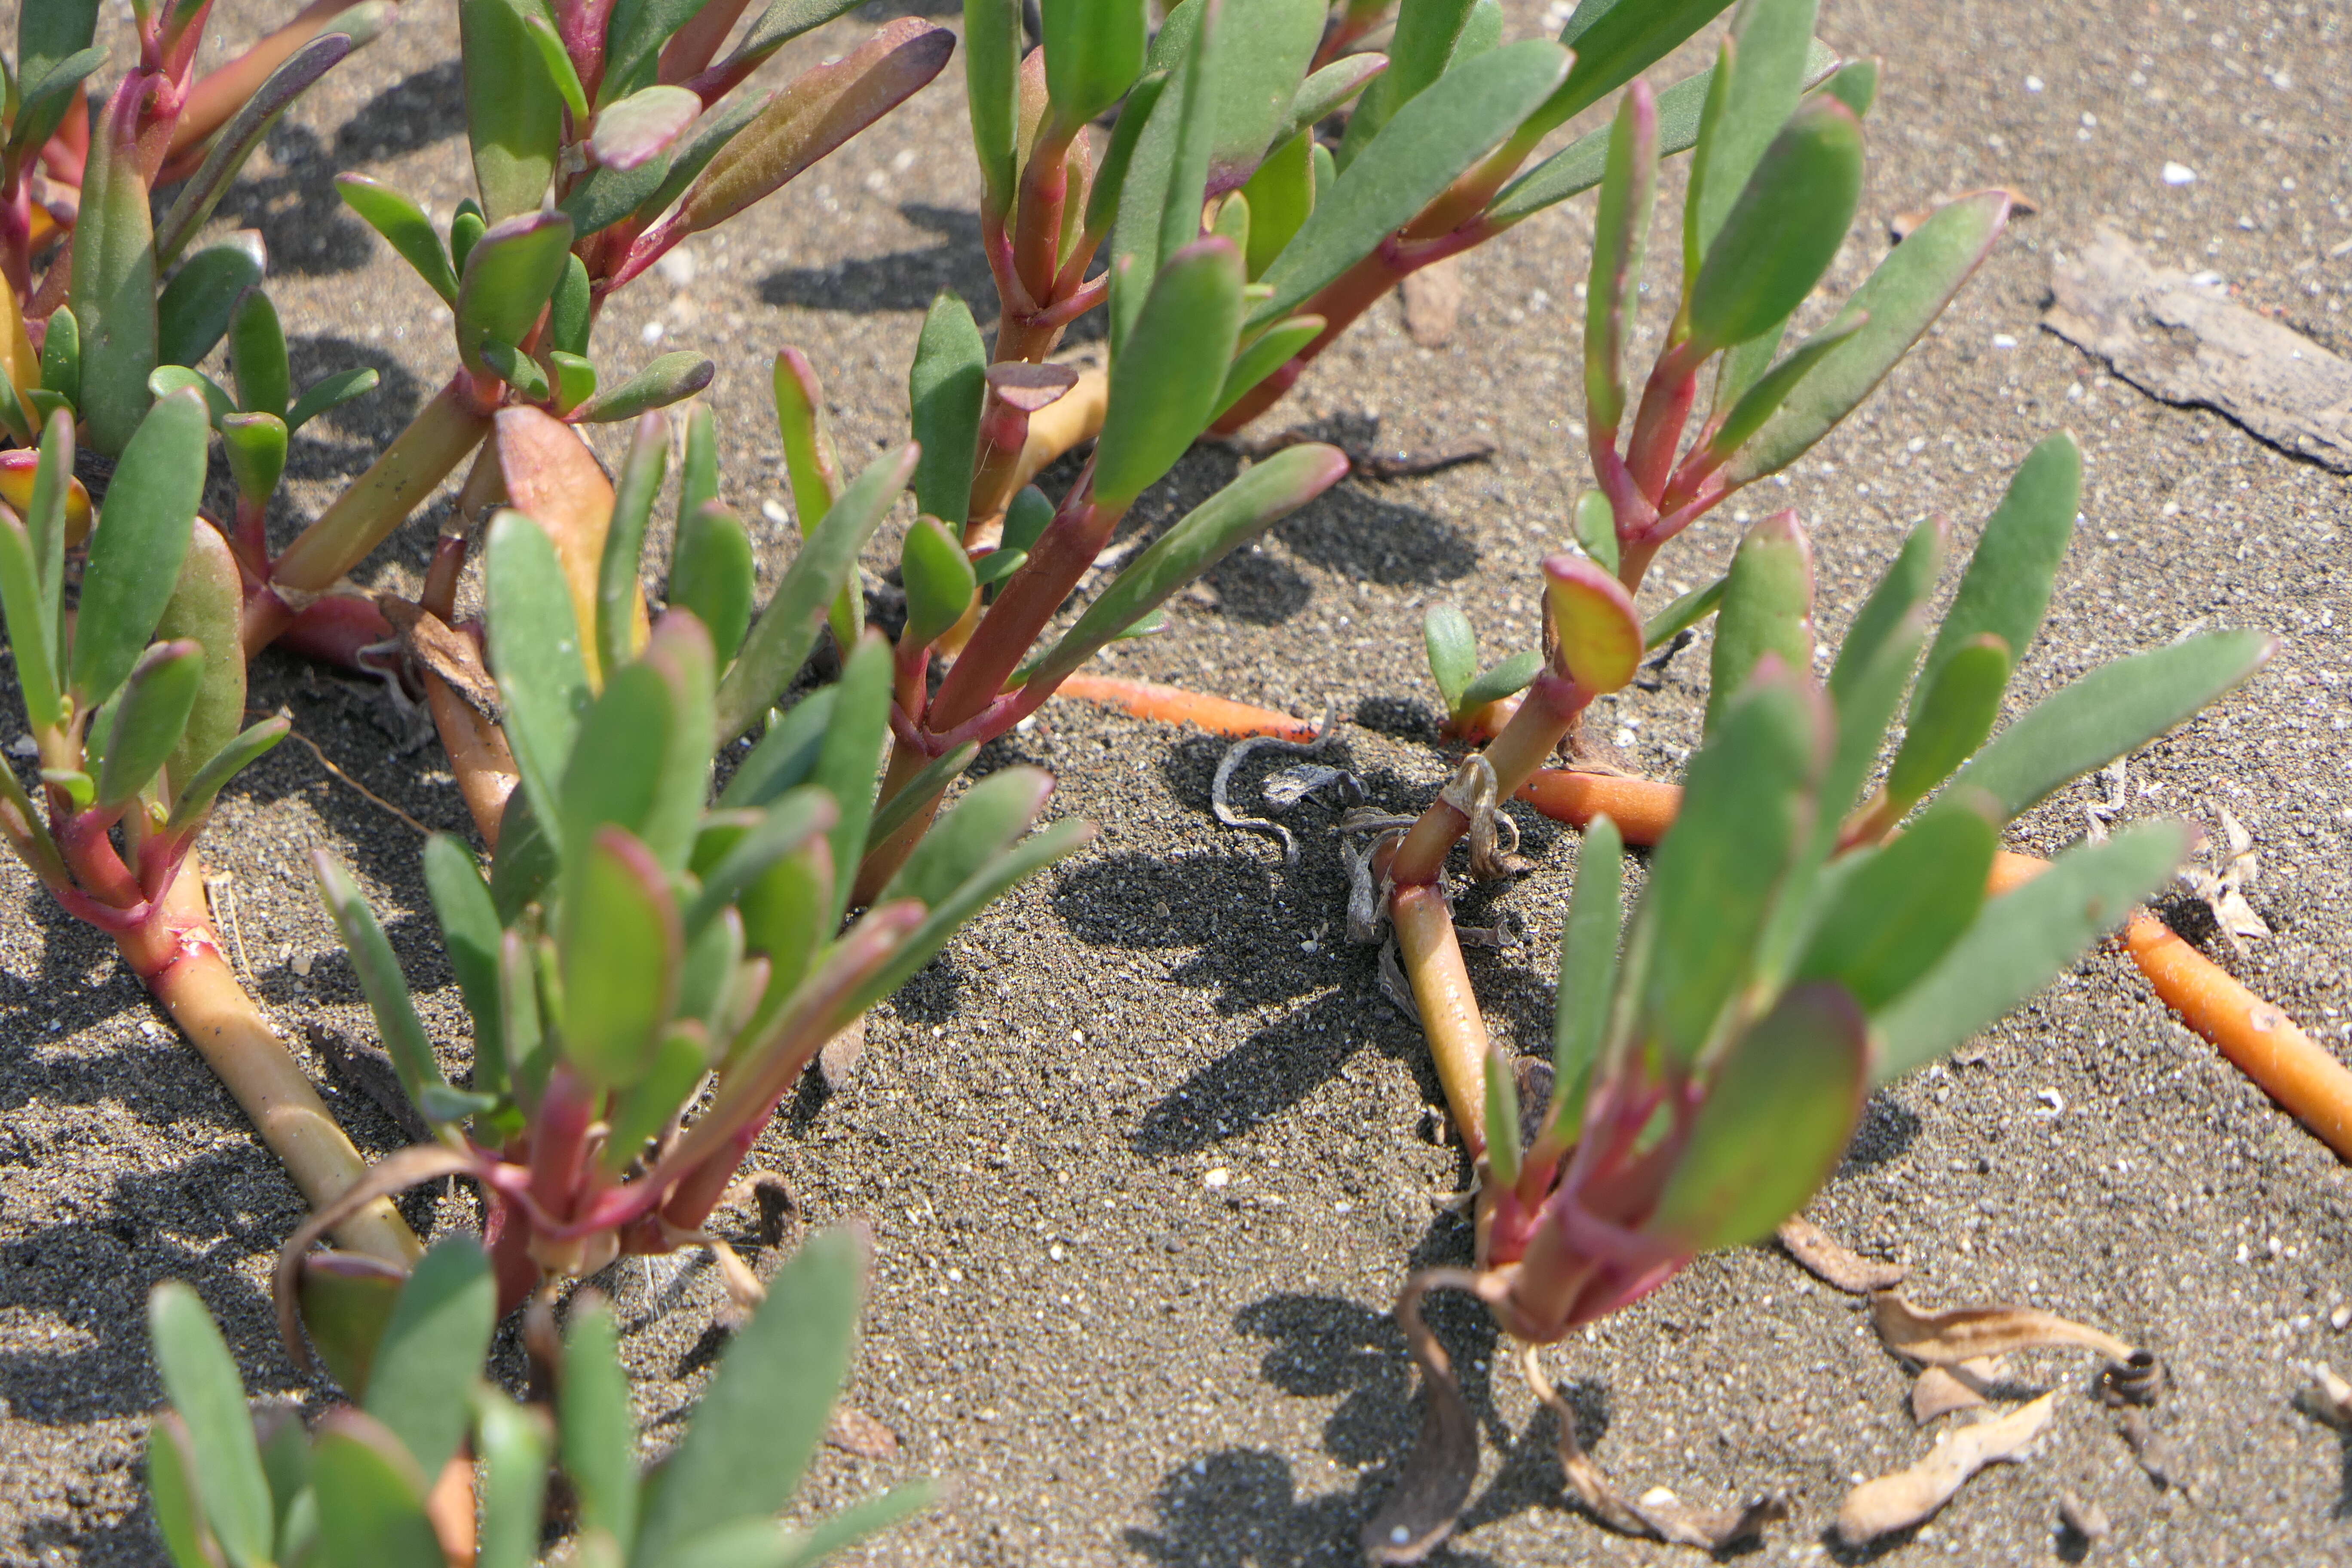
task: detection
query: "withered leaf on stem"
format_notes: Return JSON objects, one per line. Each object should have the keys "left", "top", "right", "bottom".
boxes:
{"left": 381, "top": 599, "right": 502, "bottom": 723}
{"left": 1911, "top": 1357, "right": 2008, "bottom": 1424}
{"left": 1361, "top": 1272, "right": 1483, "bottom": 1565}
{"left": 1872, "top": 1290, "right": 2138, "bottom": 1366}
{"left": 1835, "top": 1390, "right": 2060, "bottom": 1545}
{"left": 1776, "top": 1216, "right": 1906, "bottom": 1294}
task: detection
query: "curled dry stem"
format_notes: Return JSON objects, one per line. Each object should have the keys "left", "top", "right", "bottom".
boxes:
{"left": 1208, "top": 701, "right": 1344, "bottom": 863}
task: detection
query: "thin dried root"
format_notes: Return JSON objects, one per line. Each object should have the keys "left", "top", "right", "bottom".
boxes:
{"left": 1524, "top": 1345, "right": 1789, "bottom": 1551}
{"left": 1210, "top": 701, "right": 1344, "bottom": 863}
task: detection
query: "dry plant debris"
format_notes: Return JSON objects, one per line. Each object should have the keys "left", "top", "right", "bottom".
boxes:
{"left": 2297, "top": 1363, "right": 2352, "bottom": 1429}
{"left": 2043, "top": 228, "right": 2352, "bottom": 472}
{"left": 1210, "top": 702, "right": 1347, "bottom": 862}
{"left": 1776, "top": 1215, "right": 1907, "bottom": 1293}
{"left": 1871, "top": 1291, "right": 2139, "bottom": 1366}
{"left": 1835, "top": 1390, "right": 2061, "bottom": 1544}
{"left": 2181, "top": 806, "right": 2272, "bottom": 947}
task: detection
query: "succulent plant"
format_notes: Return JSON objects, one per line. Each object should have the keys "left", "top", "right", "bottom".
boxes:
{"left": 1363, "top": 437, "right": 2272, "bottom": 1556}
{"left": 149, "top": 1226, "right": 922, "bottom": 1568}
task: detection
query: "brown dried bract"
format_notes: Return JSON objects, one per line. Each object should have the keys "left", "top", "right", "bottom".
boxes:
{"left": 1871, "top": 1290, "right": 2138, "bottom": 1366}
{"left": 1525, "top": 1346, "right": 1788, "bottom": 1551}
{"left": 1911, "top": 1358, "right": 2008, "bottom": 1424}
{"left": 1776, "top": 1216, "right": 1906, "bottom": 1294}
{"left": 380, "top": 598, "right": 503, "bottom": 724}
{"left": 1835, "top": 1391, "right": 2060, "bottom": 1545}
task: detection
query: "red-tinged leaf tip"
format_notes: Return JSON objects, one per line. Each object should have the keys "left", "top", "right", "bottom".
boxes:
{"left": 1541, "top": 554, "right": 1642, "bottom": 695}
{"left": 591, "top": 85, "right": 702, "bottom": 172}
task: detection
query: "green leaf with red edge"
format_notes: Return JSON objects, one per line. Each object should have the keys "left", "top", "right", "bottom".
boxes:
{"left": 1794, "top": 792, "right": 1998, "bottom": 1011}
{"left": 674, "top": 21, "right": 956, "bottom": 238}
{"left": 592, "top": 84, "right": 703, "bottom": 172}
{"left": 1585, "top": 82, "right": 1658, "bottom": 434}
{"left": 1276, "top": 55, "right": 1382, "bottom": 150}
{"left": 454, "top": 211, "right": 576, "bottom": 381}
{"left": 94, "top": 640, "right": 203, "bottom": 811}
{"left": 1094, "top": 238, "right": 1248, "bottom": 508}
{"left": 1028, "top": 443, "right": 1348, "bottom": 692}
{"left": 910, "top": 292, "right": 986, "bottom": 527}
{"left": 1726, "top": 190, "right": 2011, "bottom": 485}
{"left": 600, "top": 0, "right": 711, "bottom": 109}
{"left": 70, "top": 391, "right": 208, "bottom": 712}
{"left": 1912, "top": 431, "right": 2079, "bottom": 720}
{"left": 560, "top": 827, "right": 684, "bottom": 1089}
{"left": 161, "top": 717, "right": 290, "bottom": 836}
{"left": 1424, "top": 603, "right": 1478, "bottom": 714}
{"left": 1042, "top": 0, "right": 1148, "bottom": 132}
{"left": 148, "top": 1282, "right": 272, "bottom": 1568}
{"left": 568, "top": 351, "right": 714, "bottom": 423}
{"left": 309, "top": 1411, "right": 446, "bottom": 1568}
{"left": 1705, "top": 509, "right": 1814, "bottom": 736}
{"left": 1648, "top": 980, "right": 1866, "bottom": 1250}
{"left": 1684, "top": 95, "right": 1864, "bottom": 354}
{"left": 701, "top": 0, "right": 877, "bottom": 95}
{"left": 1541, "top": 554, "right": 1642, "bottom": 694}
{"left": 1144, "top": 0, "right": 1324, "bottom": 192}
{"left": 459, "top": 0, "right": 565, "bottom": 220}
{"left": 145, "top": 1411, "right": 217, "bottom": 1568}
{"left": 1629, "top": 662, "right": 1828, "bottom": 1068}
{"left": 1528, "top": 0, "right": 1738, "bottom": 144}
{"left": 362, "top": 1238, "right": 496, "bottom": 1485}
{"left": 1885, "top": 634, "right": 2009, "bottom": 814}
{"left": 848, "top": 818, "right": 1096, "bottom": 1019}
{"left": 1250, "top": 41, "right": 1570, "bottom": 331}
{"left": 484, "top": 510, "right": 593, "bottom": 854}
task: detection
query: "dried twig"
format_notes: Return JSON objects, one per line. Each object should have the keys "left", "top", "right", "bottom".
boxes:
{"left": 1835, "top": 1391, "right": 2060, "bottom": 1545}
{"left": 1209, "top": 701, "right": 1344, "bottom": 862}
{"left": 1872, "top": 1290, "right": 2138, "bottom": 1366}
{"left": 1776, "top": 1216, "right": 1905, "bottom": 1294}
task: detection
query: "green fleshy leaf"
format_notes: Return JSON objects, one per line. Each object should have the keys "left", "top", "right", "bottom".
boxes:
{"left": 1546, "top": 813, "right": 1623, "bottom": 1139}
{"left": 1276, "top": 55, "right": 1384, "bottom": 151}
{"left": 286, "top": 367, "right": 380, "bottom": 432}
{"left": 1631, "top": 663, "right": 1826, "bottom": 1067}
{"left": 1143, "top": 0, "right": 1323, "bottom": 193}
{"left": 227, "top": 288, "right": 291, "bottom": 420}
{"left": 162, "top": 717, "right": 289, "bottom": 836}
{"left": 1873, "top": 823, "right": 2188, "bottom": 1084}
{"left": 95, "top": 641, "right": 203, "bottom": 811}
{"left": 145, "top": 1414, "right": 217, "bottom": 1568}
{"left": 11, "top": 0, "right": 101, "bottom": 156}
{"left": 38, "top": 306, "right": 79, "bottom": 405}
{"left": 600, "top": 0, "right": 709, "bottom": 108}
{"left": 971, "top": 546, "right": 1027, "bottom": 588}
{"left": 600, "top": 1021, "right": 711, "bottom": 1171}
{"left": 718, "top": 688, "right": 837, "bottom": 810}
{"left": 877, "top": 765, "right": 1054, "bottom": 912}
{"left": 1883, "top": 634, "right": 2009, "bottom": 814}
{"left": 684, "top": 786, "right": 836, "bottom": 935}
{"left": 484, "top": 511, "right": 594, "bottom": 857}
{"left": 1482, "top": 1046, "right": 1521, "bottom": 1189}
{"left": 1000, "top": 486, "right": 1054, "bottom": 555}
{"left": 812, "top": 631, "right": 895, "bottom": 924}
{"left": 158, "top": 242, "right": 266, "bottom": 371}
{"left": 549, "top": 254, "right": 593, "bottom": 360}
{"left": 1795, "top": 793, "right": 1997, "bottom": 1009}
{"left": 1705, "top": 510, "right": 1813, "bottom": 735}
{"left": 593, "top": 83, "right": 704, "bottom": 170}
{"left": 363, "top": 1239, "right": 496, "bottom": 1483}
{"left": 460, "top": 0, "right": 565, "bottom": 219}
{"left": 598, "top": 413, "right": 670, "bottom": 679}
{"left": 773, "top": 1482, "right": 938, "bottom": 1568}
{"left": 569, "top": 352, "right": 716, "bottom": 422}
{"left": 1337, "top": 0, "right": 1480, "bottom": 164}
{"left": 423, "top": 833, "right": 506, "bottom": 1098}
{"left": 1042, "top": 0, "right": 1148, "bottom": 132}
{"left": 548, "top": 352, "right": 598, "bottom": 416}
{"left": 1572, "top": 490, "right": 1619, "bottom": 578}
{"left": 1251, "top": 41, "right": 1570, "bottom": 330}
{"left": 560, "top": 827, "right": 684, "bottom": 1088}
{"left": 220, "top": 412, "right": 290, "bottom": 505}
{"left": 560, "top": 1296, "right": 640, "bottom": 1550}
{"left": 1816, "top": 55, "right": 1878, "bottom": 116}
{"left": 70, "top": 391, "right": 207, "bottom": 711}
{"left": 909, "top": 292, "right": 986, "bottom": 527}
{"left": 1725, "top": 190, "right": 2009, "bottom": 485}
{"left": 448, "top": 202, "right": 487, "bottom": 276}
{"left": 70, "top": 104, "right": 160, "bottom": 454}
{"left": 1107, "top": 0, "right": 1222, "bottom": 354}
{"left": 1683, "top": 0, "right": 1821, "bottom": 279}
{"left": 1461, "top": 649, "right": 1540, "bottom": 712}
{"left": 519, "top": 12, "right": 589, "bottom": 121}
{"left": 1424, "top": 603, "right": 1477, "bottom": 713}
{"left": 1585, "top": 83, "right": 1659, "bottom": 434}
{"left": 964, "top": 0, "right": 1023, "bottom": 216}
{"left": 147, "top": 365, "right": 236, "bottom": 424}
{"left": 844, "top": 818, "right": 1095, "bottom": 1020}
{"left": 1642, "top": 575, "right": 1723, "bottom": 649}
{"left": 148, "top": 1283, "right": 273, "bottom": 1568}
{"left": 671, "top": 501, "right": 757, "bottom": 662}
{"left": 309, "top": 1412, "right": 445, "bottom": 1568}
{"left": 1082, "top": 69, "right": 1169, "bottom": 238}
{"left": 313, "top": 850, "right": 459, "bottom": 1127}
{"left": 867, "top": 743, "right": 978, "bottom": 848}
{"left": 471, "top": 1387, "right": 553, "bottom": 1568}
{"left": 900, "top": 515, "right": 978, "bottom": 652}
{"left": 1949, "top": 631, "right": 2275, "bottom": 822}
{"left": 1238, "top": 131, "right": 1314, "bottom": 281}
{"left": 454, "top": 210, "right": 576, "bottom": 381}
{"left": 1648, "top": 980, "right": 1865, "bottom": 1250}
{"left": 1532, "top": 0, "right": 1740, "bottom": 143}
{"left": 1210, "top": 312, "right": 1322, "bottom": 421}
{"left": 0, "top": 508, "right": 61, "bottom": 730}
{"left": 1027, "top": 443, "right": 1347, "bottom": 692}
{"left": 1704, "top": 309, "right": 1868, "bottom": 465}
{"left": 1543, "top": 554, "right": 1643, "bottom": 694}
{"left": 717, "top": 443, "right": 916, "bottom": 741}
{"left": 1094, "top": 238, "right": 1247, "bottom": 507}
{"left": 629, "top": 1228, "right": 867, "bottom": 1565}
{"left": 1912, "top": 432, "right": 2079, "bottom": 720}
{"left": 1683, "top": 96, "right": 1864, "bottom": 354}
{"left": 1815, "top": 521, "right": 1940, "bottom": 824}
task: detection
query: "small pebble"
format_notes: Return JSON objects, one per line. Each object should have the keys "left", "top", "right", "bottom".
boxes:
{"left": 1204, "top": 1167, "right": 1229, "bottom": 1189}
{"left": 2162, "top": 161, "right": 2197, "bottom": 185}
{"left": 2329, "top": 1305, "right": 2349, "bottom": 1332}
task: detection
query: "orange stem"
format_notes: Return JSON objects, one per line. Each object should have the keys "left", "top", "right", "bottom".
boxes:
{"left": 1052, "top": 674, "right": 1323, "bottom": 741}
{"left": 1393, "top": 883, "right": 1490, "bottom": 1163}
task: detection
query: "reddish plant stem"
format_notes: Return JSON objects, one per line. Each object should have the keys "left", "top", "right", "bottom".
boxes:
{"left": 1389, "top": 671, "right": 1590, "bottom": 888}
{"left": 1392, "top": 884, "right": 1491, "bottom": 1163}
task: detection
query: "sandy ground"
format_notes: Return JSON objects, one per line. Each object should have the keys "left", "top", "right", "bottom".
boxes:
{"left": 3, "top": 0, "right": 2350, "bottom": 1563}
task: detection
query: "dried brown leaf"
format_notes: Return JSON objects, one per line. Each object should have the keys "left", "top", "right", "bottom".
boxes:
{"left": 1910, "top": 1357, "right": 2008, "bottom": 1424}
{"left": 1835, "top": 1390, "right": 2060, "bottom": 1544}
{"left": 1777, "top": 1216, "right": 1905, "bottom": 1294}
{"left": 1872, "top": 1290, "right": 2137, "bottom": 1366}
{"left": 380, "top": 599, "right": 502, "bottom": 723}
{"left": 1361, "top": 1271, "right": 1485, "bottom": 1565}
